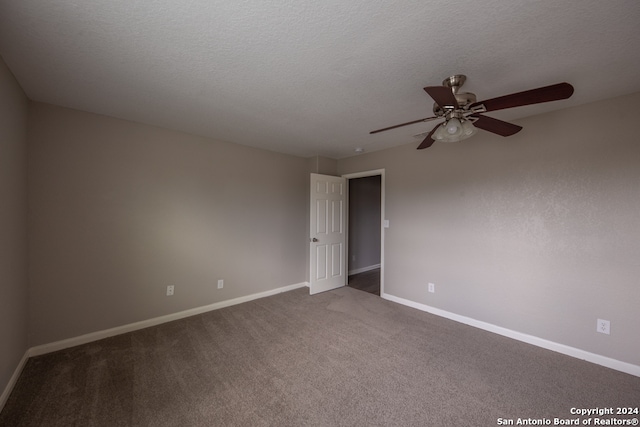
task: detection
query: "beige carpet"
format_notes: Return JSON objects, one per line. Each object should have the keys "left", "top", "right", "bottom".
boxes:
{"left": 1, "top": 286, "right": 639, "bottom": 426}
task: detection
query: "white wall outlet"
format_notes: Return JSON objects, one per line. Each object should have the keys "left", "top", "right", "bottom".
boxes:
{"left": 217, "top": 279, "right": 224, "bottom": 289}
{"left": 428, "top": 282, "right": 435, "bottom": 293}
{"left": 597, "top": 319, "right": 610, "bottom": 335}
{"left": 383, "top": 219, "right": 390, "bottom": 228}
{"left": 166, "top": 285, "right": 174, "bottom": 296}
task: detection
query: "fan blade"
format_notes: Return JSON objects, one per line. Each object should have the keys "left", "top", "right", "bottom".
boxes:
{"left": 424, "top": 86, "right": 459, "bottom": 109}
{"left": 416, "top": 125, "right": 440, "bottom": 149}
{"left": 471, "top": 115, "right": 522, "bottom": 136}
{"left": 369, "top": 116, "right": 438, "bottom": 134}
{"left": 471, "top": 82, "right": 574, "bottom": 112}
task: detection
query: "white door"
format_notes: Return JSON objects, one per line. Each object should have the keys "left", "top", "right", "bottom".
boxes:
{"left": 310, "top": 173, "right": 346, "bottom": 295}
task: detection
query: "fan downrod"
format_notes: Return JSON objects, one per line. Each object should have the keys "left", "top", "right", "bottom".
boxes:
{"left": 442, "top": 74, "right": 466, "bottom": 93}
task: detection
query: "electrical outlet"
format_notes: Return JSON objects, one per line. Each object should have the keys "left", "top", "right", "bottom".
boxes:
{"left": 166, "top": 285, "right": 174, "bottom": 296}
{"left": 217, "top": 279, "right": 224, "bottom": 289}
{"left": 597, "top": 319, "right": 610, "bottom": 335}
{"left": 428, "top": 282, "right": 435, "bottom": 293}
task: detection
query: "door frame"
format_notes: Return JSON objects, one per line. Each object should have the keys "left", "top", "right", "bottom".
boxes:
{"left": 343, "top": 169, "right": 385, "bottom": 297}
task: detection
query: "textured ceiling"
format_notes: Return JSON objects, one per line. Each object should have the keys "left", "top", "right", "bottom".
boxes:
{"left": 2, "top": 0, "right": 640, "bottom": 158}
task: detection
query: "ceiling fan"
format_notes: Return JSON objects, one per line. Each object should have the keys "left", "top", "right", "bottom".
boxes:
{"left": 370, "top": 75, "right": 574, "bottom": 149}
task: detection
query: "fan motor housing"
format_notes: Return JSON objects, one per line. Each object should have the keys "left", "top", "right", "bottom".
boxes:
{"left": 433, "top": 74, "right": 477, "bottom": 116}
{"left": 433, "top": 91, "right": 476, "bottom": 116}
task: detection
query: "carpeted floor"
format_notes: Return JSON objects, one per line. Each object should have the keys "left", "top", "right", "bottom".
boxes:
{"left": 1, "top": 286, "right": 639, "bottom": 426}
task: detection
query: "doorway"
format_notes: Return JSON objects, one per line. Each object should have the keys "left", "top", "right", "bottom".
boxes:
{"left": 344, "top": 170, "right": 384, "bottom": 296}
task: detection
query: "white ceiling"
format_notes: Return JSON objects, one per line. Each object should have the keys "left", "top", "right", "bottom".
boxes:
{"left": 2, "top": 1, "right": 640, "bottom": 159}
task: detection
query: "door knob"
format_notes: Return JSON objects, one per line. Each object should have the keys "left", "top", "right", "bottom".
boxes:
{"left": 311, "top": 237, "right": 319, "bottom": 242}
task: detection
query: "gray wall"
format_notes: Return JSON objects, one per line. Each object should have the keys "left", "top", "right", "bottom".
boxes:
{"left": 348, "top": 175, "right": 381, "bottom": 272}
{"left": 308, "top": 156, "right": 338, "bottom": 176}
{"left": 0, "top": 57, "right": 28, "bottom": 397}
{"left": 27, "top": 102, "right": 309, "bottom": 346}
{"left": 338, "top": 92, "right": 640, "bottom": 366}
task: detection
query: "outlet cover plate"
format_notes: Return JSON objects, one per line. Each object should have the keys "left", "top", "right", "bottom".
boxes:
{"left": 166, "top": 285, "right": 174, "bottom": 296}
{"left": 597, "top": 318, "right": 610, "bottom": 335}
{"left": 428, "top": 283, "right": 435, "bottom": 293}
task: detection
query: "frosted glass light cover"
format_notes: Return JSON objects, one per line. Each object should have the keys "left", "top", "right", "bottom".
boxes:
{"left": 446, "top": 118, "right": 462, "bottom": 136}
{"left": 461, "top": 119, "right": 477, "bottom": 137}
{"left": 434, "top": 118, "right": 477, "bottom": 143}
{"left": 433, "top": 123, "right": 447, "bottom": 140}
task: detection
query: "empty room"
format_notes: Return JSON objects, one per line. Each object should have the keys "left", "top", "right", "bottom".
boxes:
{"left": 1, "top": 1, "right": 640, "bottom": 425}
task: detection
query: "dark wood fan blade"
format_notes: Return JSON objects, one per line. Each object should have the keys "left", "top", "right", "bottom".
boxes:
{"left": 423, "top": 86, "right": 459, "bottom": 109}
{"left": 471, "top": 82, "right": 574, "bottom": 112}
{"left": 369, "top": 116, "right": 438, "bottom": 134}
{"left": 472, "top": 115, "right": 522, "bottom": 136}
{"left": 416, "top": 125, "right": 440, "bottom": 149}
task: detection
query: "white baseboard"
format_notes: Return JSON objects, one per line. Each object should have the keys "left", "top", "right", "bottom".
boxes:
{"left": 29, "top": 282, "right": 308, "bottom": 357}
{"left": 0, "top": 351, "right": 29, "bottom": 413}
{"left": 348, "top": 263, "right": 380, "bottom": 276}
{"left": 381, "top": 292, "right": 640, "bottom": 378}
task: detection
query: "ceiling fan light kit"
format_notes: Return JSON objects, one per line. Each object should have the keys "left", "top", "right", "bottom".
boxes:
{"left": 370, "top": 74, "right": 574, "bottom": 150}
{"left": 433, "top": 116, "right": 478, "bottom": 143}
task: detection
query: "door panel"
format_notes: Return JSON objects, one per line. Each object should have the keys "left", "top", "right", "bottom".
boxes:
{"left": 310, "top": 173, "right": 346, "bottom": 294}
{"left": 332, "top": 200, "right": 343, "bottom": 233}
{"left": 331, "top": 243, "right": 342, "bottom": 276}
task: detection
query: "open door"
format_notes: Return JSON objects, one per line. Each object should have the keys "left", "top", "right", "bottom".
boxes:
{"left": 309, "top": 173, "right": 346, "bottom": 295}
